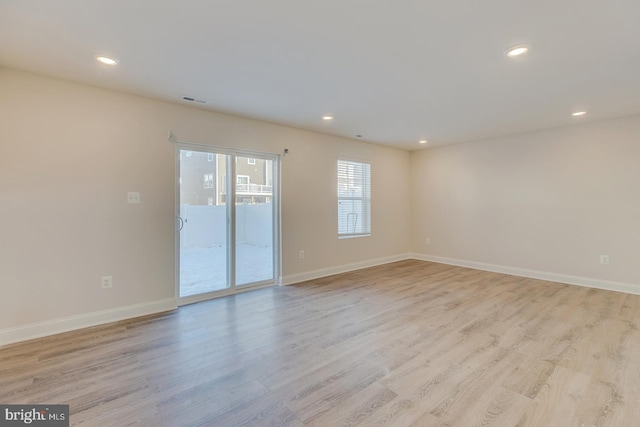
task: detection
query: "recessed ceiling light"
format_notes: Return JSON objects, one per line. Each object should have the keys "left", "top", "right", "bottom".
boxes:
{"left": 572, "top": 111, "right": 587, "bottom": 116}
{"left": 419, "top": 140, "right": 428, "bottom": 144}
{"left": 96, "top": 56, "right": 119, "bottom": 65}
{"left": 322, "top": 116, "right": 333, "bottom": 120}
{"left": 505, "top": 44, "right": 531, "bottom": 57}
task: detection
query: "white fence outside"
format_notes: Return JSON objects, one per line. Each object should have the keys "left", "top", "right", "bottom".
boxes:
{"left": 179, "top": 204, "right": 273, "bottom": 249}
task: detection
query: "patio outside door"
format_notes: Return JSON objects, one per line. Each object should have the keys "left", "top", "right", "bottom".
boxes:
{"left": 177, "top": 146, "right": 279, "bottom": 302}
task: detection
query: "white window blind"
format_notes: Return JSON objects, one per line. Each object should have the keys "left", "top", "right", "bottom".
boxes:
{"left": 337, "top": 159, "right": 371, "bottom": 237}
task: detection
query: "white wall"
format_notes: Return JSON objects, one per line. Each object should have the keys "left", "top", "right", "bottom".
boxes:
{"left": 0, "top": 68, "right": 411, "bottom": 342}
{"left": 411, "top": 115, "right": 640, "bottom": 290}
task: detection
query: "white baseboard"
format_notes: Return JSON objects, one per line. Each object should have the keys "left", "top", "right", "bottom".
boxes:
{"left": 411, "top": 253, "right": 640, "bottom": 296}
{"left": 6, "top": 253, "right": 635, "bottom": 347}
{"left": 0, "top": 298, "right": 177, "bottom": 347}
{"left": 282, "top": 253, "right": 412, "bottom": 286}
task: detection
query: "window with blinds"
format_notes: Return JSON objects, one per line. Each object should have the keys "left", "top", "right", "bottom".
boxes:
{"left": 337, "top": 159, "right": 371, "bottom": 238}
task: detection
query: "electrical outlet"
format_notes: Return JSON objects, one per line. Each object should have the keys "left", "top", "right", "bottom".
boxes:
{"left": 600, "top": 255, "right": 610, "bottom": 265}
{"left": 425, "top": 238, "right": 431, "bottom": 245}
{"left": 127, "top": 192, "right": 141, "bottom": 204}
{"left": 299, "top": 250, "right": 305, "bottom": 259}
{"left": 101, "top": 275, "right": 113, "bottom": 289}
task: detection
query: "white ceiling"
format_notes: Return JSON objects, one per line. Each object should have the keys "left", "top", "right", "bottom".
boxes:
{"left": 1, "top": 0, "right": 639, "bottom": 150}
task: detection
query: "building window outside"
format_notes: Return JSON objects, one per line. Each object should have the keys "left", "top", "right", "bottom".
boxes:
{"left": 337, "top": 159, "right": 371, "bottom": 238}
{"left": 204, "top": 173, "right": 214, "bottom": 189}
{"left": 208, "top": 153, "right": 214, "bottom": 162}
{"left": 248, "top": 158, "right": 256, "bottom": 165}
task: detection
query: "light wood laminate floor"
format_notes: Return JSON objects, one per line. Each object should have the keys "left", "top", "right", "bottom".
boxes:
{"left": 2, "top": 260, "right": 640, "bottom": 426}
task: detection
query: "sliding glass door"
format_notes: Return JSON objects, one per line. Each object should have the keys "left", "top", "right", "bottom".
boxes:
{"left": 177, "top": 146, "right": 279, "bottom": 302}
{"left": 234, "top": 155, "right": 275, "bottom": 286}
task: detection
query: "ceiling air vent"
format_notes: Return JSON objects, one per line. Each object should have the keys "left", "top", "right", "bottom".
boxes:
{"left": 181, "top": 96, "right": 208, "bottom": 104}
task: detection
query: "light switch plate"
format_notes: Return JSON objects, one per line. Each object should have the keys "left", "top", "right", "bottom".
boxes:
{"left": 127, "top": 192, "right": 141, "bottom": 204}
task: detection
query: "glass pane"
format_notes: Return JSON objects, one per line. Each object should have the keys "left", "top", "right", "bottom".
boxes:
{"left": 338, "top": 199, "right": 367, "bottom": 234}
{"left": 235, "top": 156, "right": 274, "bottom": 285}
{"left": 179, "top": 150, "right": 230, "bottom": 296}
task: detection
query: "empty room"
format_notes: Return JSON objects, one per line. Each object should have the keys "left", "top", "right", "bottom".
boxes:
{"left": 1, "top": 1, "right": 640, "bottom": 426}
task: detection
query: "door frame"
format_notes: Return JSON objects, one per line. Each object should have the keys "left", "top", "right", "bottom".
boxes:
{"left": 175, "top": 142, "right": 281, "bottom": 306}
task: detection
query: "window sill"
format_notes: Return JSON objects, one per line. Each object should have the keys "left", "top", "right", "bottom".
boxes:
{"left": 338, "top": 234, "right": 371, "bottom": 240}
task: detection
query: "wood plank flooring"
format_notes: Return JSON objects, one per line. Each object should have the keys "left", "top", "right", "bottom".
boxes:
{"left": 2, "top": 260, "right": 640, "bottom": 426}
